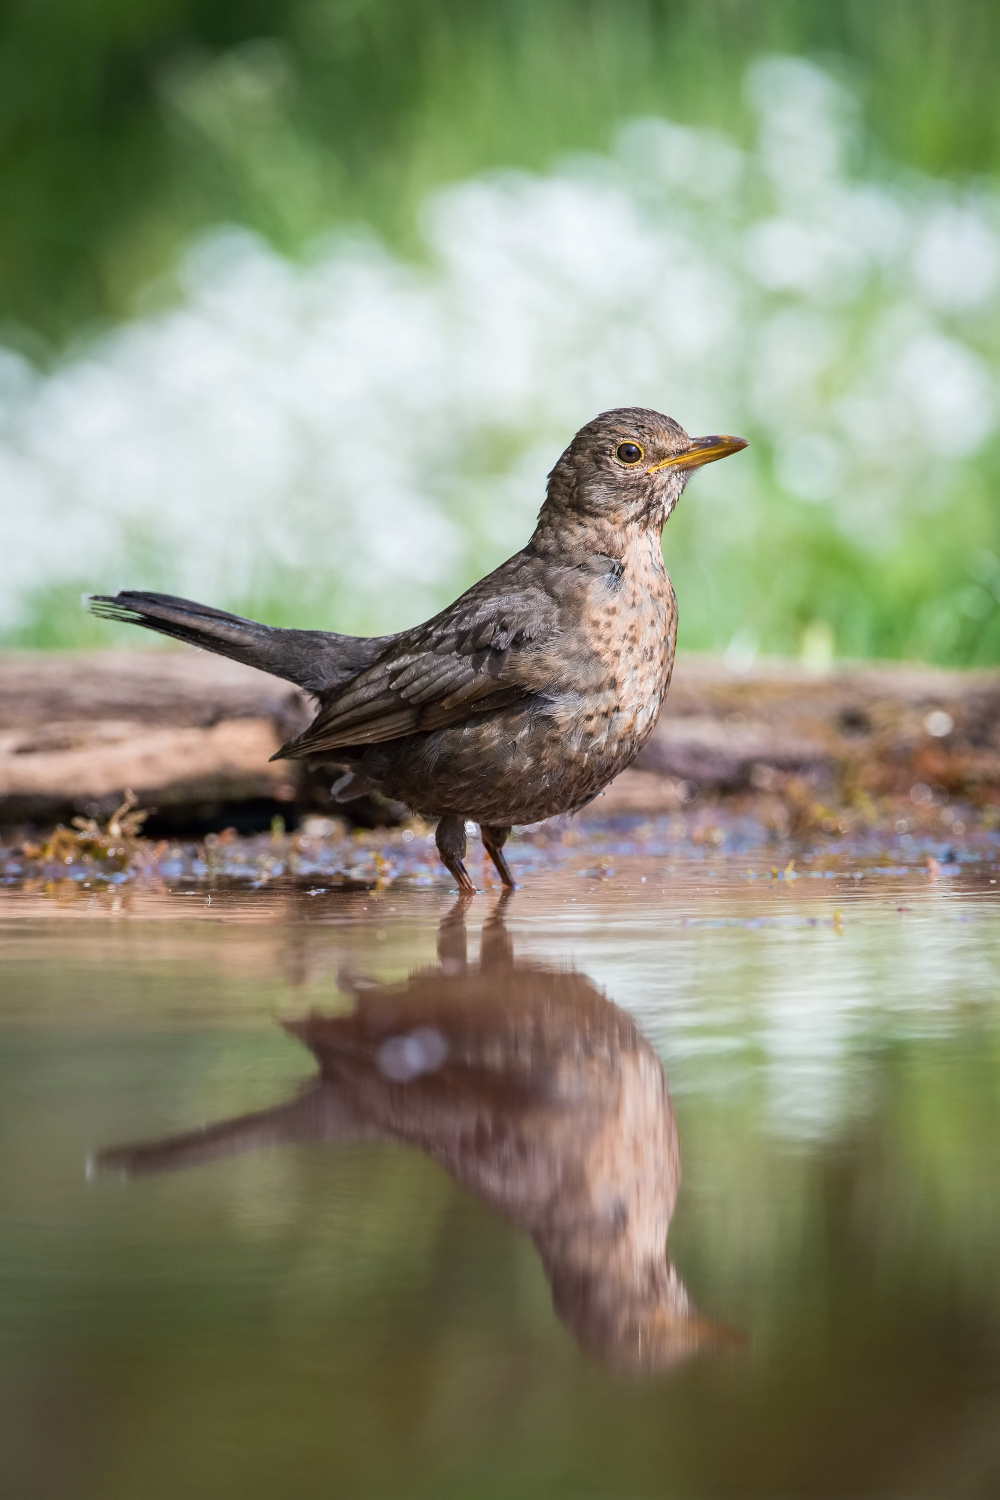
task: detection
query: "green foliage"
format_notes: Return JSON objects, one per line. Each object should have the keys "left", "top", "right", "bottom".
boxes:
{"left": 4, "top": 0, "right": 1000, "bottom": 349}
{"left": 667, "top": 445, "right": 1000, "bottom": 663}
{"left": 3, "top": 1, "right": 1000, "bottom": 663}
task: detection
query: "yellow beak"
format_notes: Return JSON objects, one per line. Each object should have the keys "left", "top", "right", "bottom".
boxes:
{"left": 647, "top": 434, "right": 749, "bottom": 473}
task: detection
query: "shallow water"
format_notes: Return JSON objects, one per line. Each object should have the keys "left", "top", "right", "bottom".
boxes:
{"left": 3, "top": 856, "right": 1000, "bottom": 1499}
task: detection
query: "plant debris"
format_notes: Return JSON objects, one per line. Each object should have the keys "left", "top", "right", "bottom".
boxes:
{"left": 3, "top": 793, "right": 1000, "bottom": 902}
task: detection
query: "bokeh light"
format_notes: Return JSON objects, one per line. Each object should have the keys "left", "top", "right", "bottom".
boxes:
{"left": 2, "top": 54, "right": 999, "bottom": 662}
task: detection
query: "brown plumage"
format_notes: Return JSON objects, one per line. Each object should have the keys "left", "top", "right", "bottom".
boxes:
{"left": 91, "top": 408, "right": 746, "bottom": 890}
{"left": 96, "top": 901, "right": 740, "bottom": 1373}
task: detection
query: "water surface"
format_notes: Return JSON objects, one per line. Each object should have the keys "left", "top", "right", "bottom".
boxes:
{"left": 3, "top": 857, "right": 1000, "bottom": 1498}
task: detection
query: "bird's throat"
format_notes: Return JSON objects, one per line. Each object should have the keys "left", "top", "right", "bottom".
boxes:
{"left": 529, "top": 509, "right": 666, "bottom": 567}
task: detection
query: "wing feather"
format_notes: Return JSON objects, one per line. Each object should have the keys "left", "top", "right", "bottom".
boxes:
{"left": 276, "top": 579, "right": 557, "bottom": 759}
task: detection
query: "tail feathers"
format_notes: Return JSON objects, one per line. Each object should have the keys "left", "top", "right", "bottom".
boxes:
{"left": 89, "top": 590, "right": 387, "bottom": 694}
{"left": 91, "top": 590, "right": 278, "bottom": 663}
{"left": 91, "top": 1085, "right": 378, "bottom": 1178}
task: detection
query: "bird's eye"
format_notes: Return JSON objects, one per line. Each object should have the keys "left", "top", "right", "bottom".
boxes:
{"left": 616, "top": 442, "right": 644, "bottom": 465}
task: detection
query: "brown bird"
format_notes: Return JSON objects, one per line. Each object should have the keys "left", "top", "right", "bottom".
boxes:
{"left": 91, "top": 408, "right": 746, "bottom": 891}
{"left": 96, "top": 900, "right": 740, "bottom": 1373}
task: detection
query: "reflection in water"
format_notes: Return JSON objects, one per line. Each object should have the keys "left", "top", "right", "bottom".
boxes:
{"left": 98, "top": 900, "right": 735, "bottom": 1374}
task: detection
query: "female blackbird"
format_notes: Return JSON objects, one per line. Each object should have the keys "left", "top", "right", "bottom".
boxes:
{"left": 92, "top": 407, "right": 746, "bottom": 891}
{"left": 96, "top": 901, "right": 738, "bottom": 1372}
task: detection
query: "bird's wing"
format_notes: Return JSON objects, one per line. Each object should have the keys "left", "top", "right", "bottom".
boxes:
{"left": 276, "top": 584, "right": 559, "bottom": 758}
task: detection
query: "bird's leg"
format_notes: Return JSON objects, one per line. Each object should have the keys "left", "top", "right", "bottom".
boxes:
{"left": 436, "top": 898, "right": 470, "bottom": 971}
{"left": 479, "top": 893, "right": 515, "bottom": 971}
{"left": 480, "top": 824, "right": 516, "bottom": 889}
{"left": 436, "top": 815, "right": 476, "bottom": 896}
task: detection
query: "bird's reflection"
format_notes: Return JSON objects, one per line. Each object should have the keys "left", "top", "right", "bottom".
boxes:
{"left": 97, "top": 899, "right": 736, "bottom": 1374}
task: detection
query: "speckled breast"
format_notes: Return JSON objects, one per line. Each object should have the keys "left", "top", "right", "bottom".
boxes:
{"left": 382, "top": 535, "right": 678, "bottom": 826}
{"left": 546, "top": 537, "right": 678, "bottom": 816}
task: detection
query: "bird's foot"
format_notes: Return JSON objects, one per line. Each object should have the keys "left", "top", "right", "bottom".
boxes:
{"left": 447, "top": 859, "right": 477, "bottom": 897}
{"left": 436, "top": 815, "right": 478, "bottom": 896}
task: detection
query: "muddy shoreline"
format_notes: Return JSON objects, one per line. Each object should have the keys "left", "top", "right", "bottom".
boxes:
{"left": 2, "top": 648, "right": 998, "bottom": 890}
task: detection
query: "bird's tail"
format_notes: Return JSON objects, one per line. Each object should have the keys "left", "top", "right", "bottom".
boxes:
{"left": 91, "top": 1085, "right": 377, "bottom": 1178}
{"left": 89, "top": 590, "right": 347, "bottom": 692}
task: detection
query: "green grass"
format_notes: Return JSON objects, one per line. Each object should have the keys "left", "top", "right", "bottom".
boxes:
{"left": 5, "top": 0, "right": 1000, "bottom": 351}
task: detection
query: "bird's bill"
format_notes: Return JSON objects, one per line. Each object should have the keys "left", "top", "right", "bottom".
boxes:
{"left": 647, "top": 434, "right": 749, "bottom": 473}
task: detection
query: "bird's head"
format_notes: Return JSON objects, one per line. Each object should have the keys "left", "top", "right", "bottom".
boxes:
{"left": 539, "top": 407, "right": 747, "bottom": 542}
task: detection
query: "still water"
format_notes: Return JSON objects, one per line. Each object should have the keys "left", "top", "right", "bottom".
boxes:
{"left": 3, "top": 857, "right": 1000, "bottom": 1498}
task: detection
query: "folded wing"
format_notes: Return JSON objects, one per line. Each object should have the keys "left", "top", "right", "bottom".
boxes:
{"left": 274, "top": 579, "right": 560, "bottom": 756}
{"left": 276, "top": 585, "right": 558, "bottom": 759}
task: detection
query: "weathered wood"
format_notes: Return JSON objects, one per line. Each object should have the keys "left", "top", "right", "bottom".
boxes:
{"left": 0, "top": 650, "right": 311, "bottom": 825}
{"left": 1, "top": 648, "right": 998, "bottom": 827}
{"left": 0, "top": 648, "right": 309, "bottom": 732}
{"left": 605, "top": 657, "right": 1000, "bottom": 814}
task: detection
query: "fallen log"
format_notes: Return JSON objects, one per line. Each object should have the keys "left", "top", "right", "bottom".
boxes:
{"left": 603, "top": 656, "right": 1000, "bottom": 819}
{"left": 0, "top": 651, "right": 310, "bottom": 830}
{"left": 1, "top": 648, "right": 998, "bottom": 830}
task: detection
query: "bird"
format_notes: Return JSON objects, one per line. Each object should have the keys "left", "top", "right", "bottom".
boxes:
{"left": 96, "top": 899, "right": 740, "bottom": 1373}
{"left": 90, "top": 407, "right": 747, "bottom": 892}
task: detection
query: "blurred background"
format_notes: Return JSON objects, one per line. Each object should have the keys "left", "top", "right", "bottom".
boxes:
{"left": 2, "top": 0, "right": 1000, "bottom": 665}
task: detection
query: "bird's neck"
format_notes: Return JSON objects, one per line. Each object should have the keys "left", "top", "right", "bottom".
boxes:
{"left": 529, "top": 510, "right": 661, "bottom": 566}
